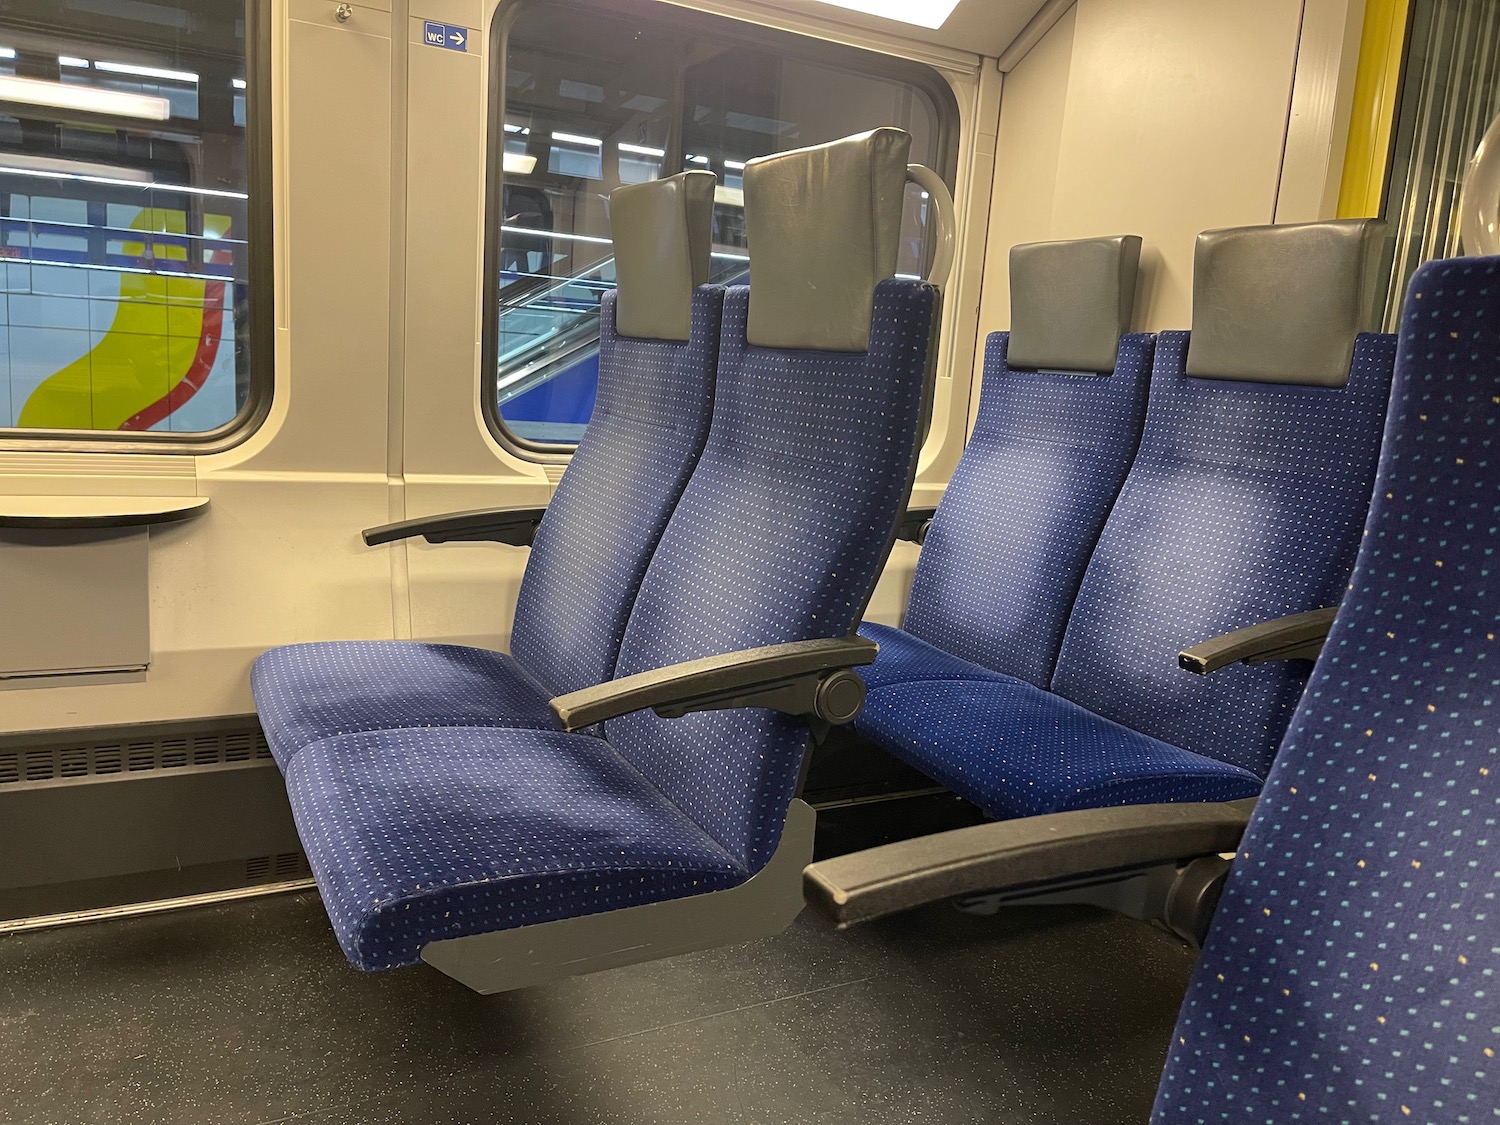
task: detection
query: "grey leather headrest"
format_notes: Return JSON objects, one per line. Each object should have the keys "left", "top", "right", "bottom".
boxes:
{"left": 610, "top": 171, "right": 714, "bottom": 341}
{"left": 743, "top": 128, "right": 912, "bottom": 352}
{"left": 1007, "top": 235, "right": 1142, "bottom": 372}
{"left": 1186, "top": 219, "right": 1389, "bottom": 387}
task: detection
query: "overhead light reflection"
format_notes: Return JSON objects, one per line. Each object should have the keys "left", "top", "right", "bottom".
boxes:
{"left": 95, "top": 60, "right": 199, "bottom": 84}
{"left": 0, "top": 152, "right": 153, "bottom": 181}
{"left": 0, "top": 162, "right": 246, "bottom": 198}
{"left": 501, "top": 225, "right": 611, "bottom": 245}
{"left": 0, "top": 74, "right": 170, "bottom": 120}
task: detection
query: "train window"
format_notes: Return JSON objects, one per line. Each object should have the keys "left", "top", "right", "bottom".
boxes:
{"left": 485, "top": 0, "right": 958, "bottom": 449}
{"left": 0, "top": 0, "right": 268, "bottom": 446}
{"left": 1380, "top": 0, "right": 1500, "bottom": 326}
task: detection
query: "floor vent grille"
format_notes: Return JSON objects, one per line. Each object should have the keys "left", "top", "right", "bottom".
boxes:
{"left": 0, "top": 727, "right": 273, "bottom": 786}
{"left": 246, "top": 851, "right": 310, "bottom": 883}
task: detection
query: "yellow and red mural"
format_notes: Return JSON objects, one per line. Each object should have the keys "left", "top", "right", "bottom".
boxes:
{"left": 1, "top": 200, "right": 239, "bottom": 433}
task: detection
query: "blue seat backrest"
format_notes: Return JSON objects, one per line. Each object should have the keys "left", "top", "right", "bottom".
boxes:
{"left": 1050, "top": 329, "right": 1398, "bottom": 776}
{"left": 901, "top": 329, "right": 1153, "bottom": 687}
{"left": 508, "top": 287, "right": 722, "bottom": 698}
{"left": 1152, "top": 254, "right": 1499, "bottom": 1124}
{"left": 604, "top": 281, "right": 937, "bottom": 870}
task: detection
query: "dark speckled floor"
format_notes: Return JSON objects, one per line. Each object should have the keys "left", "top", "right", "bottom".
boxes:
{"left": 0, "top": 892, "right": 1195, "bottom": 1125}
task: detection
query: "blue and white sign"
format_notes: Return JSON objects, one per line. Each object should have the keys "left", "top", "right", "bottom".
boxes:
{"left": 423, "top": 21, "right": 468, "bottom": 51}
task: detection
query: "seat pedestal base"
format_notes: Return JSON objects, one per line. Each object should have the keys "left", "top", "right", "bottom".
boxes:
{"left": 420, "top": 800, "right": 815, "bottom": 994}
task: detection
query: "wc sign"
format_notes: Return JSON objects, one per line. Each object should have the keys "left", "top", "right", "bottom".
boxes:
{"left": 423, "top": 21, "right": 468, "bottom": 51}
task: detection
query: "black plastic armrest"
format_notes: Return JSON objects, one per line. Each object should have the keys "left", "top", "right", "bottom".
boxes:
{"left": 361, "top": 507, "right": 548, "bottom": 547}
{"left": 895, "top": 506, "right": 939, "bottom": 544}
{"left": 803, "top": 799, "right": 1256, "bottom": 929}
{"left": 1178, "top": 606, "right": 1339, "bottom": 675}
{"left": 549, "top": 636, "right": 878, "bottom": 732}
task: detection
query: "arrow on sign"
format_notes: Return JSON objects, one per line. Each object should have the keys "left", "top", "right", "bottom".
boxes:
{"left": 423, "top": 21, "right": 468, "bottom": 51}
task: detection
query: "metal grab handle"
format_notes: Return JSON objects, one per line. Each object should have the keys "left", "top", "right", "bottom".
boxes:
{"left": 1461, "top": 111, "right": 1500, "bottom": 256}
{"left": 906, "top": 163, "right": 955, "bottom": 290}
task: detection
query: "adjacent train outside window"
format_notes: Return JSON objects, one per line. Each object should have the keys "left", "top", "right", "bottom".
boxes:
{"left": 487, "top": 0, "right": 958, "bottom": 446}
{"left": 0, "top": 0, "right": 266, "bottom": 443}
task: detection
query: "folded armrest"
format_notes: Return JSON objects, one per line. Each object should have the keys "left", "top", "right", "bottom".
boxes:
{"left": 1178, "top": 606, "right": 1339, "bottom": 675}
{"left": 895, "top": 506, "right": 939, "bottom": 545}
{"left": 803, "top": 799, "right": 1255, "bottom": 928}
{"left": 362, "top": 507, "right": 548, "bottom": 547}
{"left": 550, "top": 636, "right": 878, "bottom": 732}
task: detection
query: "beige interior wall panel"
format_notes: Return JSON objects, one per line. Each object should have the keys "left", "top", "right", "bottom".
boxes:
{"left": 860, "top": 539, "right": 922, "bottom": 628}
{"left": 972, "top": 4, "right": 1077, "bottom": 425}
{"left": 402, "top": 540, "right": 528, "bottom": 650}
{"left": 148, "top": 478, "right": 394, "bottom": 655}
{"left": 1049, "top": 0, "right": 1305, "bottom": 329}
{"left": 400, "top": 8, "right": 555, "bottom": 646}
{"left": 399, "top": 474, "right": 543, "bottom": 649}
{"left": 0, "top": 529, "right": 149, "bottom": 678}
{"left": 416, "top": 0, "right": 483, "bottom": 27}
{"left": 245, "top": 2, "right": 394, "bottom": 475}
{"left": 401, "top": 13, "right": 534, "bottom": 481}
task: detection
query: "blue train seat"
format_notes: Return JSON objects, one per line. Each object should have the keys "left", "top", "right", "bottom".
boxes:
{"left": 1151, "top": 250, "right": 1499, "bottom": 1122}
{"left": 251, "top": 172, "right": 723, "bottom": 766}
{"left": 809, "top": 253, "right": 1499, "bottom": 1123}
{"left": 860, "top": 234, "right": 1152, "bottom": 694}
{"left": 273, "top": 128, "right": 943, "bottom": 990}
{"left": 856, "top": 220, "right": 1396, "bottom": 819}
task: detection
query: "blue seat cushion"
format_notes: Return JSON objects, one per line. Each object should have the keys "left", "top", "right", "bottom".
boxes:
{"left": 856, "top": 674, "right": 1263, "bottom": 819}
{"left": 252, "top": 642, "right": 561, "bottom": 770}
{"left": 856, "top": 621, "right": 1017, "bottom": 692}
{"left": 284, "top": 725, "right": 747, "bottom": 971}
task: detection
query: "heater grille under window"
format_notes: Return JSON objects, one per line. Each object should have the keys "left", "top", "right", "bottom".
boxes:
{"left": 0, "top": 728, "right": 273, "bottom": 786}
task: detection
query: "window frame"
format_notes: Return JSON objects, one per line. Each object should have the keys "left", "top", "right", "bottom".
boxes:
{"left": 0, "top": 0, "right": 275, "bottom": 455}
{"left": 480, "top": 0, "right": 961, "bottom": 459}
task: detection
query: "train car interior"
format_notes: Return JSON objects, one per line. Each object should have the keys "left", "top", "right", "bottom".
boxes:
{"left": 0, "top": 0, "right": 1495, "bottom": 1122}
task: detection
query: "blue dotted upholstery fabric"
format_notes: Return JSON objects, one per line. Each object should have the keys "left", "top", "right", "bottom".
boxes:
{"left": 604, "top": 280, "right": 937, "bottom": 872}
{"left": 285, "top": 726, "right": 744, "bottom": 971}
{"left": 852, "top": 330, "right": 1397, "bottom": 818}
{"left": 1050, "top": 332, "right": 1398, "bottom": 777}
{"left": 252, "top": 643, "right": 555, "bottom": 770}
{"left": 1153, "top": 256, "right": 1499, "bottom": 1125}
{"left": 510, "top": 288, "right": 724, "bottom": 693}
{"left": 279, "top": 279, "right": 937, "bottom": 970}
{"left": 896, "top": 331, "right": 1154, "bottom": 687}
{"left": 252, "top": 289, "right": 723, "bottom": 768}
{"left": 855, "top": 621, "right": 1017, "bottom": 692}
{"left": 857, "top": 672, "right": 1262, "bottom": 817}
